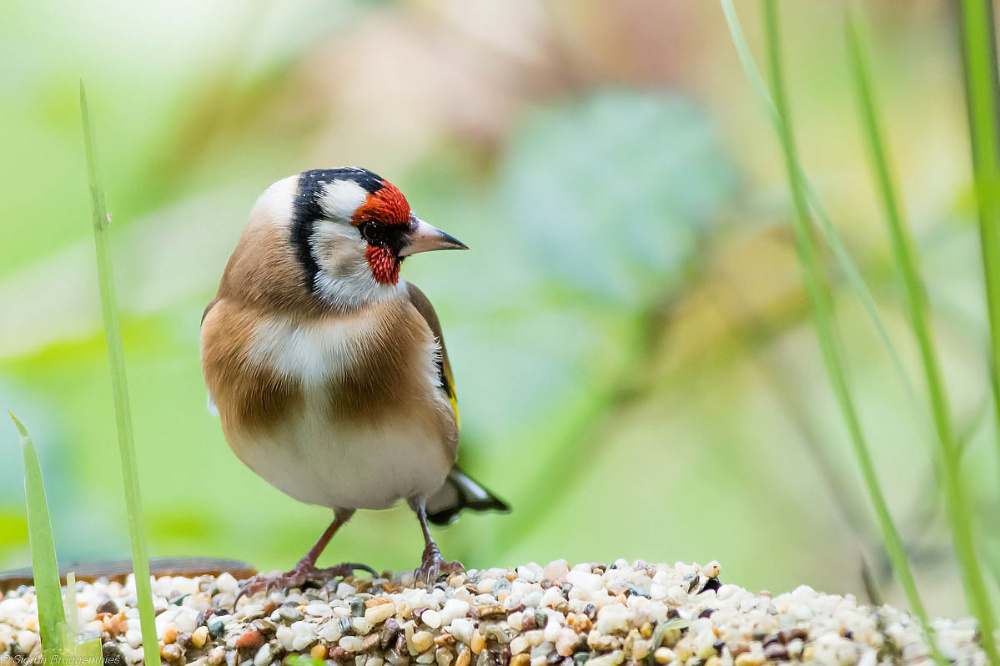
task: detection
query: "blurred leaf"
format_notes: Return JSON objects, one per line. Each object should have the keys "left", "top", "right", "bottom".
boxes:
{"left": 502, "top": 91, "right": 735, "bottom": 308}
{"left": 463, "top": 92, "right": 739, "bottom": 549}
{"left": 447, "top": 92, "right": 736, "bottom": 451}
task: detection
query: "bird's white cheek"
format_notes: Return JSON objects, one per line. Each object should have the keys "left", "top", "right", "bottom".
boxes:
{"left": 319, "top": 179, "right": 368, "bottom": 221}
{"left": 310, "top": 221, "right": 403, "bottom": 308}
{"left": 317, "top": 232, "right": 366, "bottom": 280}
{"left": 207, "top": 392, "right": 219, "bottom": 417}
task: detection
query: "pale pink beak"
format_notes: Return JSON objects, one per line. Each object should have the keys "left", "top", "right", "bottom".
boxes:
{"left": 398, "top": 216, "right": 468, "bottom": 257}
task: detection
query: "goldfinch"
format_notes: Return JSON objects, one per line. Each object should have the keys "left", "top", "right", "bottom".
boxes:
{"left": 200, "top": 168, "right": 509, "bottom": 595}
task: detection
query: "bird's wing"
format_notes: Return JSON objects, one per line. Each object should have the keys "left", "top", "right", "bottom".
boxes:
{"left": 201, "top": 297, "right": 219, "bottom": 324}
{"left": 405, "top": 283, "right": 511, "bottom": 522}
{"left": 201, "top": 298, "right": 220, "bottom": 417}
{"left": 405, "top": 282, "right": 459, "bottom": 426}
{"left": 426, "top": 465, "right": 510, "bottom": 525}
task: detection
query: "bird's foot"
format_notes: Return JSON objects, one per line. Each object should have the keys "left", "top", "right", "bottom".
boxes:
{"left": 414, "top": 547, "right": 463, "bottom": 586}
{"left": 237, "top": 561, "right": 375, "bottom": 602}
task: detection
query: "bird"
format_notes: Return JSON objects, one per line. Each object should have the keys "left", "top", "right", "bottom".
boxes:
{"left": 200, "top": 167, "right": 509, "bottom": 596}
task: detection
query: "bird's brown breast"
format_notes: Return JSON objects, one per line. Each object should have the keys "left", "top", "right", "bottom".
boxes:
{"left": 201, "top": 295, "right": 455, "bottom": 450}
{"left": 201, "top": 299, "right": 303, "bottom": 433}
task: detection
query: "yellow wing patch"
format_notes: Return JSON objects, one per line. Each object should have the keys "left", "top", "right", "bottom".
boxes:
{"left": 406, "top": 282, "right": 460, "bottom": 429}
{"left": 442, "top": 362, "right": 460, "bottom": 428}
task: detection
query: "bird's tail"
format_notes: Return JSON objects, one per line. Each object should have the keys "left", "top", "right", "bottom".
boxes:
{"left": 425, "top": 466, "right": 510, "bottom": 526}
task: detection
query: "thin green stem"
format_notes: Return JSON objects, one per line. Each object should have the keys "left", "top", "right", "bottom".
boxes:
{"left": 847, "top": 8, "right": 998, "bottom": 663}
{"left": 960, "top": 0, "right": 1000, "bottom": 516}
{"left": 723, "top": 0, "right": 942, "bottom": 658}
{"left": 79, "top": 83, "right": 162, "bottom": 666}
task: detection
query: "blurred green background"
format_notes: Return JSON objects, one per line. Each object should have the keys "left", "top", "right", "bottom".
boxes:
{"left": 1, "top": 1, "right": 995, "bottom": 619}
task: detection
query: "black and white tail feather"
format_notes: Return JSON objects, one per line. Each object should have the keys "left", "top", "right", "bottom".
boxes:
{"left": 425, "top": 466, "right": 510, "bottom": 526}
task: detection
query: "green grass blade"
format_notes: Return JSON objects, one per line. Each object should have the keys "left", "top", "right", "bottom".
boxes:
{"left": 847, "top": 6, "right": 998, "bottom": 662}
{"left": 79, "top": 82, "right": 162, "bottom": 666}
{"left": 717, "top": 0, "right": 925, "bottom": 426}
{"left": 63, "top": 572, "right": 103, "bottom": 665}
{"left": 75, "top": 638, "right": 103, "bottom": 666}
{"left": 960, "top": 0, "right": 1000, "bottom": 500}
{"left": 720, "top": 0, "right": 941, "bottom": 659}
{"left": 10, "top": 413, "right": 65, "bottom": 665}
{"left": 63, "top": 572, "right": 78, "bottom": 640}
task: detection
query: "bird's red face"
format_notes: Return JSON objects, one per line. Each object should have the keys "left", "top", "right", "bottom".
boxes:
{"left": 350, "top": 181, "right": 412, "bottom": 285}
{"left": 342, "top": 175, "right": 467, "bottom": 286}
{"left": 292, "top": 168, "right": 468, "bottom": 299}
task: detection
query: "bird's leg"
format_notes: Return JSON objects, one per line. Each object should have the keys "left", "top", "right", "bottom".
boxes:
{"left": 236, "top": 509, "right": 374, "bottom": 601}
{"left": 410, "top": 498, "right": 463, "bottom": 585}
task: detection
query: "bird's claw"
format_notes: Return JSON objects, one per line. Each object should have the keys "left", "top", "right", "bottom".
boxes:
{"left": 236, "top": 561, "right": 375, "bottom": 603}
{"left": 415, "top": 548, "right": 463, "bottom": 586}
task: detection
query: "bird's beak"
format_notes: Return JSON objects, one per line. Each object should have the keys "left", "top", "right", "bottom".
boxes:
{"left": 398, "top": 216, "right": 468, "bottom": 257}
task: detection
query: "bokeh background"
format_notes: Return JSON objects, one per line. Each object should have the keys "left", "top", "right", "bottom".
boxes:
{"left": 1, "top": 1, "right": 995, "bottom": 619}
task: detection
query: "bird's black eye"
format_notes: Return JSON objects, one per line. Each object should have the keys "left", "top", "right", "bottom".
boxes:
{"left": 360, "top": 221, "right": 378, "bottom": 244}
{"left": 359, "top": 221, "right": 404, "bottom": 253}
{"left": 359, "top": 221, "right": 385, "bottom": 245}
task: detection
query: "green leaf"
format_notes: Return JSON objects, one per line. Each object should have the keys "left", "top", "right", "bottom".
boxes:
{"left": 10, "top": 412, "right": 65, "bottom": 665}
{"left": 479, "top": 93, "right": 737, "bottom": 548}
{"left": 502, "top": 91, "right": 734, "bottom": 307}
